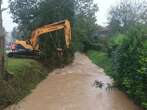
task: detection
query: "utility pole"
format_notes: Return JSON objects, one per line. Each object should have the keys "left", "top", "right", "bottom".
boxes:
{"left": 0, "top": 0, "right": 5, "bottom": 79}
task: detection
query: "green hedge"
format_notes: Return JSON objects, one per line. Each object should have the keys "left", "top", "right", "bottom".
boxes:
{"left": 111, "top": 27, "right": 147, "bottom": 109}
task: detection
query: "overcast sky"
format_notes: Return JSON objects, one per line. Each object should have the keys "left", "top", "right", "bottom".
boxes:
{"left": 2, "top": 0, "right": 121, "bottom": 32}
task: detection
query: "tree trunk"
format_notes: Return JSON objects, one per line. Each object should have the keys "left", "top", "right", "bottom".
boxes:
{"left": 0, "top": 37, "right": 4, "bottom": 78}
{"left": 0, "top": 0, "right": 5, "bottom": 79}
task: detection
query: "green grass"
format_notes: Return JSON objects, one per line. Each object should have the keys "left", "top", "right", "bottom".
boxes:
{"left": 87, "top": 50, "right": 113, "bottom": 75}
{"left": 0, "top": 58, "right": 48, "bottom": 108}
{"left": 7, "top": 58, "right": 46, "bottom": 76}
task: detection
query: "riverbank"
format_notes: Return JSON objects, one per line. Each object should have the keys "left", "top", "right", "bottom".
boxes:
{"left": 5, "top": 53, "right": 142, "bottom": 110}
{"left": 0, "top": 58, "right": 48, "bottom": 110}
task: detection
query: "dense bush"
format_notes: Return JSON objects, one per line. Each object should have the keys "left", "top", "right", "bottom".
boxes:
{"left": 112, "top": 27, "right": 147, "bottom": 109}
{"left": 108, "top": 33, "right": 128, "bottom": 57}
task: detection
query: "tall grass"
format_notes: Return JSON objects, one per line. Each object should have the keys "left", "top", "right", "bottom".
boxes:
{"left": 86, "top": 50, "right": 113, "bottom": 76}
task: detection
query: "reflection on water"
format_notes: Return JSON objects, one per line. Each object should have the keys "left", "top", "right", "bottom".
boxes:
{"left": 5, "top": 53, "right": 142, "bottom": 110}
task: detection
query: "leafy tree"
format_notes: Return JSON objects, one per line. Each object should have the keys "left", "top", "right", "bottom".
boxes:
{"left": 108, "top": 0, "right": 147, "bottom": 34}
{"left": 73, "top": 0, "right": 98, "bottom": 51}
{"left": 11, "top": 27, "right": 25, "bottom": 41}
{"left": 0, "top": 0, "right": 5, "bottom": 78}
{"left": 9, "top": 0, "right": 40, "bottom": 38}
{"left": 9, "top": 0, "right": 75, "bottom": 33}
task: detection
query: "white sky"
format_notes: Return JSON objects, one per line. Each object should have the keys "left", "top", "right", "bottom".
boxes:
{"left": 94, "top": 0, "right": 120, "bottom": 26}
{"left": 2, "top": 0, "right": 17, "bottom": 32}
{"left": 2, "top": 0, "right": 121, "bottom": 32}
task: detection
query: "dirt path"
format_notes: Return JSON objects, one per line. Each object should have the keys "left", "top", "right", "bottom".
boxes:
{"left": 5, "top": 53, "right": 142, "bottom": 110}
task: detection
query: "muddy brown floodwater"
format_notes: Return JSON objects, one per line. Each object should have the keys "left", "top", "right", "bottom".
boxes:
{"left": 5, "top": 53, "right": 142, "bottom": 110}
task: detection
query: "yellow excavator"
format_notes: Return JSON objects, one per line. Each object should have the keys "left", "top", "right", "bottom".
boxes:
{"left": 8, "top": 20, "right": 72, "bottom": 58}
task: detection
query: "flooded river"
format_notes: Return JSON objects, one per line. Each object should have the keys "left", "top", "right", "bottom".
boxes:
{"left": 5, "top": 53, "right": 142, "bottom": 110}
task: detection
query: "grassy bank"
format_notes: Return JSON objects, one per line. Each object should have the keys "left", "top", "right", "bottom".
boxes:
{"left": 0, "top": 58, "right": 48, "bottom": 109}
{"left": 86, "top": 50, "right": 113, "bottom": 76}
{"left": 7, "top": 58, "right": 47, "bottom": 76}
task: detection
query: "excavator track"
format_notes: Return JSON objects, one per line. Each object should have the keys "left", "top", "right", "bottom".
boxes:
{"left": 7, "top": 51, "right": 40, "bottom": 59}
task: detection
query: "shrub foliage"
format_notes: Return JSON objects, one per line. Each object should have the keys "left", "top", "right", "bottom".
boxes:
{"left": 112, "top": 27, "right": 147, "bottom": 109}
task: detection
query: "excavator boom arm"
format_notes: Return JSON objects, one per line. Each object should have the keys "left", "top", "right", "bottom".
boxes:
{"left": 30, "top": 20, "right": 71, "bottom": 49}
